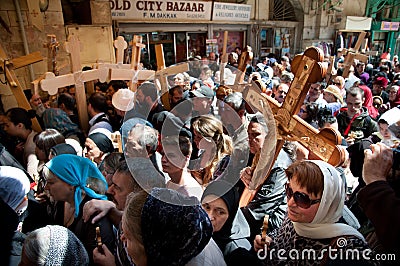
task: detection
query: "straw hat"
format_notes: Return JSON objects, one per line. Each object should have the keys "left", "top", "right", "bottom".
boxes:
{"left": 112, "top": 89, "right": 135, "bottom": 111}
{"left": 324, "top": 85, "right": 344, "bottom": 104}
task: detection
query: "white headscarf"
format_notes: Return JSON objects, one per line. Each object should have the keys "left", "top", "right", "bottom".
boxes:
{"left": 293, "top": 160, "right": 365, "bottom": 240}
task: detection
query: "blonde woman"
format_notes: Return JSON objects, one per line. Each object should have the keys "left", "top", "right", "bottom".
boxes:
{"left": 190, "top": 115, "right": 233, "bottom": 185}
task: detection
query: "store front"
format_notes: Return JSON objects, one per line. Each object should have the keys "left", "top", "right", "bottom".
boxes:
{"left": 111, "top": 0, "right": 251, "bottom": 69}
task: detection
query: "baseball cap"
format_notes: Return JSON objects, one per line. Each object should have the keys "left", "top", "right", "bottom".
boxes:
{"left": 190, "top": 85, "right": 214, "bottom": 99}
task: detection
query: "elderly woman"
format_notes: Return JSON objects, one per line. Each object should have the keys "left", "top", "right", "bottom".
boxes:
{"left": 84, "top": 132, "right": 115, "bottom": 165}
{"left": 254, "top": 160, "right": 372, "bottom": 265}
{"left": 190, "top": 115, "right": 233, "bottom": 185}
{"left": 43, "top": 154, "right": 115, "bottom": 264}
{"left": 120, "top": 188, "right": 226, "bottom": 266}
{"left": 201, "top": 180, "right": 256, "bottom": 264}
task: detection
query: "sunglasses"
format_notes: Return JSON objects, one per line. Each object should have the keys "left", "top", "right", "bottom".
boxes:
{"left": 285, "top": 183, "right": 321, "bottom": 209}
{"left": 332, "top": 82, "right": 340, "bottom": 85}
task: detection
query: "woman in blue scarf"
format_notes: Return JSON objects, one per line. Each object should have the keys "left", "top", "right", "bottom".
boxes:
{"left": 43, "top": 154, "right": 115, "bottom": 265}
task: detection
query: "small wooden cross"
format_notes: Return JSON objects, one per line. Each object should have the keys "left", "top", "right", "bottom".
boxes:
{"left": 43, "top": 34, "right": 60, "bottom": 76}
{"left": 240, "top": 47, "right": 345, "bottom": 206}
{"left": 341, "top": 31, "right": 368, "bottom": 78}
{"left": 40, "top": 35, "right": 108, "bottom": 133}
{"left": 0, "top": 43, "right": 43, "bottom": 132}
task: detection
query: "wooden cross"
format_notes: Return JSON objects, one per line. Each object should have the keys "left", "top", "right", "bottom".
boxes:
{"left": 43, "top": 34, "right": 60, "bottom": 76}
{"left": 219, "top": 31, "right": 229, "bottom": 86}
{"left": 154, "top": 44, "right": 190, "bottom": 95}
{"left": 106, "top": 35, "right": 155, "bottom": 91}
{"left": 239, "top": 47, "right": 345, "bottom": 206}
{"left": 0, "top": 43, "right": 43, "bottom": 132}
{"left": 234, "top": 45, "right": 253, "bottom": 86}
{"left": 341, "top": 31, "right": 368, "bottom": 78}
{"left": 40, "top": 35, "right": 108, "bottom": 133}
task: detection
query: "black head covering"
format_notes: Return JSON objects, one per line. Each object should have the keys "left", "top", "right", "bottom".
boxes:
{"left": 50, "top": 143, "right": 76, "bottom": 156}
{"left": 201, "top": 180, "right": 240, "bottom": 240}
{"left": 142, "top": 188, "right": 212, "bottom": 266}
{"left": 88, "top": 133, "right": 114, "bottom": 153}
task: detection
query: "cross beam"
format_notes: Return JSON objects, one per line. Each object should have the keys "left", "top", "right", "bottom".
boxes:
{"left": 0, "top": 43, "right": 43, "bottom": 132}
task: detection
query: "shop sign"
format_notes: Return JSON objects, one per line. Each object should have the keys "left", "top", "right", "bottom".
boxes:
{"left": 212, "top": 2, "right": 251, "bottom": 22}
{"left": 110, "top": 0, "right": 212, "bottom": 21}
{"left": 380, "top": 21, "right": 399, "bottom": 31}
{"left": 206, "top": 39, "right": 218, "bottom": 44}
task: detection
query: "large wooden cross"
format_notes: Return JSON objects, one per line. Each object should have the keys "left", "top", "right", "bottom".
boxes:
{"left": 106, "top": 35, "right": 155, "bottom": 91}
{"left": 239, "top": 47, "right": 345, "bottom": 206}
{"left": 154, "top": 44, "right": 190, "bottom": 95}
{"left": 341, "top": 31, "right": 368, "bottom": 78}
{"left": 0, "top": 43, "right": 43, "bottom": 132}
{"left": 40, "top": 35, "right": 108, "bottom": 133}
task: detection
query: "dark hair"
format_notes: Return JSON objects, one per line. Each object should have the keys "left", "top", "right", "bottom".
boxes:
{"left": 88, "top": 92, "right": 108, "bottom": 113}
{"left": 35, "top": 129, "right": 65, "bottom": 159}
{"left": 95, "top": 82, "right": 109, "bottom": 93}
{"left": 249, "top": 113, "right": 268, "bottom": 134}
{"left": 108, "top": 80, "right": 128, "bottom": 91}
{"left": 6, "top": 107, "right": 36, "bottom": 130}
{"left": 103, "top": 152, "right": 123, "bottom": 175}
{"left": 303, "top": 102, "right": 319, "bottom": 124}
{"left": 57, "top": 93, "right": 76, "bottom": 111}
{"left": 317, "top": 107, "right": 337, "bottom": 128}
{"left": 162, "top": 136, "right": 192, "bottom": 157}
{"left": 169, "top": 85, "right": 183, "bottom": 96}
{"left": 138, "top": 82, "right": 158, "bottom": 101}
{"left": 346, "top": 86, "right": 364, "bottom": 98}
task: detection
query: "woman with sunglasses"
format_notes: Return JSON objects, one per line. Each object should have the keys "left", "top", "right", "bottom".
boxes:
{"left": 254, "top": 160, "right": 372, "bottom": 265}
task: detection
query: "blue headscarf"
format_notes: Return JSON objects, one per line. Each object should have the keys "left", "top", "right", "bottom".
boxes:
{"left": 45, "top": 154, "right": 107, "bottom": 217}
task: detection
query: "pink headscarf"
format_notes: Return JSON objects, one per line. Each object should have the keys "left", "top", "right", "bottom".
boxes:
{"left": 359, "top": 85, "right": 379, "bottom": 119}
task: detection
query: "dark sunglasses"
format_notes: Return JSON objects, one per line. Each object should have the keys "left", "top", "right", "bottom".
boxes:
{"left": 285, "top": 183, "right": 321, "bottom": 209}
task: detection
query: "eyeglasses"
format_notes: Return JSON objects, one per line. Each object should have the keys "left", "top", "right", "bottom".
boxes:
{"left": 332, "top": 82, "right": 340, "bottom": 85}
{"left": 285, "top": 183, "right": 321, "bottom": 209}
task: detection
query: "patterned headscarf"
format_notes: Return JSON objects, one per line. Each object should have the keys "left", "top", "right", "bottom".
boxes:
{"left": 42, "top": 108, "right": 79, "bottom": 135}
{"left": 41, "top": 225, "right": 89, "bottom": 265}
{"left": 141, "top": 188, "right": 213, "bottom": 266}
{"left": 45, "top": 154, "right": 107, "bottom": 217}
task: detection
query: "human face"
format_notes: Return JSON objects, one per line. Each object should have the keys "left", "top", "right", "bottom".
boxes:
{"left": 2, "top": 118, "right": 20, "bottom": 137}
{"left": 286, "top": 176, "right": 320, "bottom": 223}
{"left": 388, "top": 88, "right": 398, "bottom": 101}
{"left": 298, "top": 105, "right": 308, "bottom": 120}
{"left": 202, "top": 195, "right": 229, "bottom": 232}
{"left": 379, "top": 123, "right": 392, "bottom": 140}
{"left": 323, "top": 91, "right": 336, "bottom": 103}
{"left": 372, "top": 84, "right": 383, "bottom": 95}
{"left": 35, "top": 146, "right": 48, "bottom": 161}
{"left": 331, "top": 79, "right": 342, "bottom": 88}
{"left": 346, "top": 93, "right": 364, "bottom": 118}
{"left": 193, "top": 129, "right": 213, "bottom": 151}
{"left": 121, "top": 216, "right": 146, "bottom": 265}
{"left": 170, "top": 89, "right": 183, "bottom": 105}
{"left": 275, "top": 84, "right": 289, "bottom": 103}
{"left": 101, "top": 163, "right": 115, "bottom": 187}
{"left": 30, "top": 95, "right": 42, "bottom": 107}
{"left": 125, "top": 130, "right": 147, "bottom": 158}
{"left": 44, "top": 171, "right": 74, "bottom": 202}
{"left": 161, "top": 145, "right": 187, "bottom": 175}
{"left": 308, "top": 84, "right": 321, "bottom": 97}
{"left": 248, "top": 122, "right": 266, "bottom": 154}
{"left": 84, "top": 138, "right": 102, "bottom": 161}
{"left": 192, "top": 97, "right": 212, "bottom": 115}
{"left": 107, "top": 171, "right": 133, "bottom": 210}
{"left": 135, "top": 89, "right": 145, "bottom": 105}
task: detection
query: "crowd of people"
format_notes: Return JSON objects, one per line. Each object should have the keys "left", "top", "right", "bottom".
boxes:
{"left": 0, "top": 44, "right": 399, "bottom": 266}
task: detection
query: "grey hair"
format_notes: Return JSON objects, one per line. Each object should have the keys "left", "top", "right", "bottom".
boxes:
{"left": 22, "top": 226, "right": 51, "bottom": 265}
{"left": 223, "top": 92, "right": 245, "bottom": 111}
{"left": 129, "top": 124, "right": 159, "bottom": 154}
